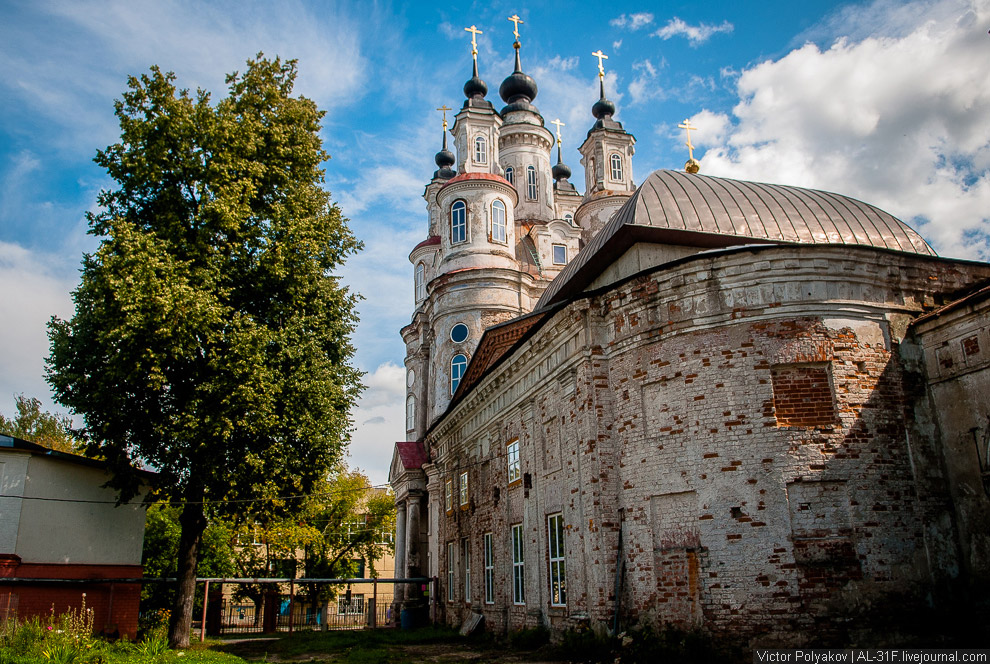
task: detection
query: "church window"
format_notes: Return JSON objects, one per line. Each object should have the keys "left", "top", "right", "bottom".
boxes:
{"left": 445, "top": 479, "right": 453, "bottom": 513}
{"left": 552, "top": 244, "right": 567, "bottom": 265}
{"left": 463, "top": 538, "right": 471, "bottom": 603}
{"left": 507, "top": 438, "right": 521, "bottom": 484}
{"left": 610, "top": 153, "right": 623, "bottom": 181}
{"left": 548, "top": 513, "right": 566, "bottom": 606}
{"left": 484, "top": 532, "right": 495, "bottom": 604}
{"left": 450, "top": 323, "right": 469, "bottom": 344}
{"left": 447, "top": 542, "right": 455, "bottom": 601}
{"left": 564, "top": 213, "right": 573, "bottom": 223}
{"left": 451, "top": 200, "right": 466, "bottom": 244}
{"left": 459, "top": 471, "right": 469, "bottom": 507}
{"left": 474, "top": 136, "right": 488, "bottom": 164}
{"left": 511, "top": 523, "right": 525, "bottom": 604}
{"left": 406, "top": 395, "right": 415, "bottom": 432}
{"left": 414, "top": 263, "right": 426, "bottom": 301}
{"left": 526, "top": 166, "right": 538, "bottom": 200}
{"left": 451, "top": 354, "right": 467, "bottom": 394}
{"left": 491, "top": 199, "right": 507, "bottom": 243}
{"left": 505, "top": 166, "right": 514, "bottom": 185}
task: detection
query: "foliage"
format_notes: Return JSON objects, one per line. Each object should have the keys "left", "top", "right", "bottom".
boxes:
{"left": 0, "top": 395, "right": 80, "bottom": 453}
{"left": 506, "top": 624, "right": 550, "bottom": 650}
{"left": 46, "top": 53, "right": 362, "bottom": 647}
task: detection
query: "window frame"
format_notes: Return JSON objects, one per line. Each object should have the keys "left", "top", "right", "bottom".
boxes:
{"left": 474, "top": 135, "right": 488, "bottom": 164}
{"left": 405, "top": 394, "right": 415, "bottom": 432}
{"left": 504, "top": 166, "right": 514, "bottom": 185}
{"left": 447, "top": 542, "right": 456, "bottom": 602}
{"left": 414, "top": 262, "right": 426, "bottom": 301}
{"left": 526, "top": 165, "right": 538, "bottom": 200}
{"left": 507, "top": 438, "right": 521, "bottom": 485}
{"left": 463, "top": 537, "right": 471, "bottom": 604}
{"left": 491, "top": 199, "right": 507, "bottom": 244}
{"left": 548, "top": 513, "right": 566, "bottom": 607}
{"left": 610, "top": 153, "right": 623, "bottom": 181}
{"left": 552, "top": 244, "right": 567, "bottom": 266}
{"left": 451, "top": 354, "right": 467, "bottom": 394}
{"left": 484, "top": 532, "right": 495, "bottom": 604}
{"left": 445, "top": 479, "right": 453, "bottom": 514}
{"left": 459, "top": 470, "right": 469, "bottom": 508}
{"left": 451, "top": 200, "right": 467, "bottom": 244}
{"left": 511, "top": 523, "right": 525, "bottom": 605}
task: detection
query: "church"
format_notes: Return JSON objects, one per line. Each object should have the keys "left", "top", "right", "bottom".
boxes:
{"left": 389, "top": 20, "right": 990, "bottom": 644}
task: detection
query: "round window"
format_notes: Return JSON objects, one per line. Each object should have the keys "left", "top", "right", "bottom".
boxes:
{"left": 450, "top": 323, "right": 469, "bottom": 344}
{"left": 406, "top": 369, "right": 416, "bottom": 387}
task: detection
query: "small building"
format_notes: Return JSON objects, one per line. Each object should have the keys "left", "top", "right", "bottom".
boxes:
{"left": 0, "top": 435, "right": 151, "bottom": 639}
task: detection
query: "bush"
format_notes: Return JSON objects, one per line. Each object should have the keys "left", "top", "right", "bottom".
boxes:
{"left": 507, "top": 625, "right": 550, "bottom": 650}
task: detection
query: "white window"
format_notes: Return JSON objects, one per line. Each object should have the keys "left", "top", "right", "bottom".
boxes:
{"left": 451, "top": 354, "right": 467, "bottom": 394}
{"left": 511, "top": 524, "right": 525, "bottom": 604}
{"left": 484, "top": 533, "right": 494, "bottom": 604}
{"left": 548, "top": 513, "right": 566, "bottom": 607}
{"left": 445, "top": 478, "right": 453, "bottom": 513}
{"left": 491, "top": 199, "right": 507, "bottom": 243}
{"left": 406, "top": 395, "right": 415, "bottom": 432}
{"left": 459, "top": 471, "right": 469, "bottom": 507}
{"left": 505, "top": 166, "right": 514, "bottom": 185}
{"left": 463, "top": 538, "right": 471, "bottom": 604}
{"left": 474, "top": 136, "right": 488, "bottom": 163}
{"left": 552, "top": 244, "right": 567, "bottom": 265}
{"left": 507, "top": 438, "right": 521, "bottom": 484}
{"left": 451, "top": 200, "right": 466, "bottom": 244}
{"left": 447, "top": 542, "right": 455, "bottom": 602}
{"left": 337, "top": 593, "right": 365, "bottom": 615}
{"left": 415, "top": 262, "right": 425, "bottom": 301}
{"left": 610, "top": 153, "right": 623, "bottom": 181}
{"left": 526, "top": 166, "right": 538, "bottom": 200}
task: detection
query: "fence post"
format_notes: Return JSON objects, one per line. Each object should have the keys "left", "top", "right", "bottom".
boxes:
{"left": 288, "top": 579, "right": 294, "bottom": 635}
{"left": 371, "top": 579, "right": 378, "bottom": 628}
{"left": 200, "top": 580, "right": 209, "bottom": 643}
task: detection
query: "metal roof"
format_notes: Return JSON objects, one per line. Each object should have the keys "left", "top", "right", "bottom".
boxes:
{"left": 537, "top": 169, "right": 936, "bottom": 308}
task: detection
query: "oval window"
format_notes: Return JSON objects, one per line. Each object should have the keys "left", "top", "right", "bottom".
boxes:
{"left": 450, "top": 323, "right": 469, "bottom": 344}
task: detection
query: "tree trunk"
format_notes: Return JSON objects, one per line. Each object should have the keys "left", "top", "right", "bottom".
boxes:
{"left": 169, "top": 493, "right": 207, "bottom": 648}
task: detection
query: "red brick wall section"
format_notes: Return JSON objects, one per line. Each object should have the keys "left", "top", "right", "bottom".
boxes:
{"left": 770, "top": 364, "right": 837, "bottom": 427}
{"left": 0, "top": 561, "right": 143, "bottom": 640}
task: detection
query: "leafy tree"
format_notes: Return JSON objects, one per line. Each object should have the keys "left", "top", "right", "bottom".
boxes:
{"left": 46, "top": 55, "right": 362, "bottom": 647}
{"left": 0, "top": 395, "right": 80, "bottom": 453}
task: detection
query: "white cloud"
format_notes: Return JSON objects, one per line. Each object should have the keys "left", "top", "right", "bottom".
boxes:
{"left": 612, "top": 39, "right": 623, "bottom": 52}
{"left": 610, "top": 13, "right": 655, "bottom": 31}
{"left": 652, "top": 18, "right": 734, "bottom": 46}
{"left": 0, "top": 242, "right": 77, "bottom": 419}
{"left": 628, "top": 59, "right": 665, "bottom": 106}
{"left": 695, "top": 0, "right": 990, "bottom": 260}
{"left": 346, "top": 362, "right": 405, "bottom": 485}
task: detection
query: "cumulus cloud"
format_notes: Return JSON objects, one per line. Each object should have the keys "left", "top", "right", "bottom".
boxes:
{"left": 347, "top": 362, "right": 405, "bottom": 484}
{"left": 628, "top": 59, "right": 665, "bottom": 106}
{"left": 652, "top": 18, "right": 734, "bottom": 46}
{"left": 694, "top": 0, "right": 990, "bottom": 260}
{"left": 610, "top": 13, "right": 655, "bottom": 31}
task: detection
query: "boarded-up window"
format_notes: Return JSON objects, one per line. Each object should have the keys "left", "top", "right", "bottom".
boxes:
{"left": 770, "top": 363, "right": 836, "bottom": 427}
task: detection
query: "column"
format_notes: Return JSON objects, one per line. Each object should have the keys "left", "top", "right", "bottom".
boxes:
{"left": 405, "top": 492, "right": 423, "bottom": 603}
{"left": 394, "top": 501, "right": 407, "bottom": 604}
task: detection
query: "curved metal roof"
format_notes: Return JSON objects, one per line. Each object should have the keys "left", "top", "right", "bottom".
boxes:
{"left": 537, "top": 169, "right": 935, "bottom": 308}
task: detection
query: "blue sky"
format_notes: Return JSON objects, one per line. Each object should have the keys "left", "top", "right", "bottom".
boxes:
{"left": 1, "top": 0, "right": 988, "bottom": 484}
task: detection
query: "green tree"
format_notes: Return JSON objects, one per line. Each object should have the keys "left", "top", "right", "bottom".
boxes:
{"left": 46, "top": 55, "right": 362, "bottom": 647}
{"left": 0, "top": 394, "right": 80, "bottom": 452}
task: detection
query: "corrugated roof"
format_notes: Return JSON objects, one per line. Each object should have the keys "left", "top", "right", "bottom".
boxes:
{"left": 538, "top": 169, "right": 936, "bottom": 308}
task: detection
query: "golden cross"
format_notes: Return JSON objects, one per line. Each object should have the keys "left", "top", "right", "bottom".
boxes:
{"left": 592, "top": 49, "right": 608, "bottom": 78}
{"left": 551, "top": 118, "right": 565, "bottom": 146}
{"left": 508, "top": 14, "right": 524, "bottom": 41}
{"left": 464, "top": 25, "right": 483, "bottom": 56}
{"left": 437, "top": 105, "right": 452, "bottom": 130}
{"left": 678, "top": 119, "right": 698, "bottom": 160}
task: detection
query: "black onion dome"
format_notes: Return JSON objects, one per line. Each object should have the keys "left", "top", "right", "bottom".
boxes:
{"left": 552, "top": 159, "right": 571, "bottom": 181}
{"left": 499, "top": 47, "right": 539, "bottom": 113}
{"left": 463, "top": 75, "right": 488, "bottom": 99}
{"left": 592, "top": 78, "right": 616, "bottom": 119}
{"left": 433, "top": 130, "right": 456, "bottom": 179}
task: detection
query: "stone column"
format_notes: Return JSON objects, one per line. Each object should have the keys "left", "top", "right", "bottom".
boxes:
{"left": 394, "top": 501, "right": 407, "bottom": 604}
{"left": 405, "top": 492, "right": 423, "bottom": 603}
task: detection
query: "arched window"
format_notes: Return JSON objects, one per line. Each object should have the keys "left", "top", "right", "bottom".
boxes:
{"left": 415, "top": 263, "right": 426, "bottom": 301}
{"left": 491, "top": 200, "right": 507, "bottom": 243}
{"left": 526, "top": 165, "right": 538, "bottom": 200}
{"left": 564, "top": 213, "right": 573, "bottom": 223}
{"left": 451, "top": 354, "right": 467, "bottom": 394}
{"left": 610, "top": 153, "right": 623, "bottom": 181}
{"left": 406, "top": 395, "right": 416, "bottom": 432}
{"left": 504, "top": 166, "right": 514, "bottom": 185}
{"left": 451, "top": 200, "right": 466, "bottom": 244}
{"left": 474, "top": 136, "right": 488, "bottom": 164}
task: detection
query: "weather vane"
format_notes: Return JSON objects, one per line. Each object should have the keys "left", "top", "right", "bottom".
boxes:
{"left": 464, "top": 25, "right": 483, "bottom": 60}
{"left": 678, "top": 118, "right": 701, "bottom": 173}
{"left": 437, "top": 105, "right": 452, "bottom": 131}
{"left": 592, "top": 49, "right": 608, "bottom": 79}
{"left": 551, "top": 119, "right": 565, "bottom": 147}
{"left": 508, "top": 14, "right": 524, "bottom": 44}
